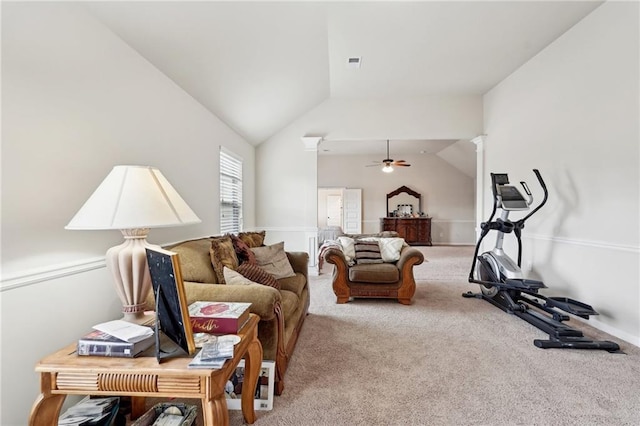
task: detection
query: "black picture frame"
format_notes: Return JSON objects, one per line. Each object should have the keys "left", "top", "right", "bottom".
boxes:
{"left": 145, "top": 247, "right": 196, "bottom": 362}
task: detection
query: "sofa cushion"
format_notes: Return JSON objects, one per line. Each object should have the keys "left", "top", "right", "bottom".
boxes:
{"left": 360, "top": 237, "right": 405, "bottom": 262}
{"left": 354, "top": 241, "right": 384, "bottom": 264}
{"left": 223, "top": 267, "right": 257, "bottom": 286}
{"left": 280, "top": 289, "right": 301, "bottom": 325}
{"left": 277, "top": 272, "right": 307, "bottom": 298}
{"left": 337, "top": 236, "right": 356, "bottom": 263}
{"left": 349, "top": 263, "right": 399, "bottom": 283}
{"left": 251, "top": 241, "right": 296, "bottom": 279}
{"left": 210, "top": 236, "right": 239, "bottom": 283}
{"left": 169, "top": 238, "right": 218, "bottom": 283}
{"left": 230, "top": 234, "right": 257, "bottom": 265}
{"left": 236, "top": 263, "right": 281, "bottom": 290}
{"left": 238, "top": 230, "right": 266, "bottom": 248}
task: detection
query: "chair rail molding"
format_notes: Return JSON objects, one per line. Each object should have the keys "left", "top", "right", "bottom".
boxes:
{"left": 524, "top": 234, "right": 640, "bottom": 253}
{"left": 1, "top": 257, "right": 106, "bottom": 292}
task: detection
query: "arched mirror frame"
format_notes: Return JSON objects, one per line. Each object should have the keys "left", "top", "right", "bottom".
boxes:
{"left": 386, "top": 185, "right": 422, "bottom": 217}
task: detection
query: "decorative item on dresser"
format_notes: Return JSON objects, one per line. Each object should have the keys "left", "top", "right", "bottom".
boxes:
{"left": 381, "top": 185, "right": 432, "bottom": 245}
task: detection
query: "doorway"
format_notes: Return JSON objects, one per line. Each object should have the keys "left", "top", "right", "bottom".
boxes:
{"left": 318, "top": 187, "right": 362, "bottom": 236}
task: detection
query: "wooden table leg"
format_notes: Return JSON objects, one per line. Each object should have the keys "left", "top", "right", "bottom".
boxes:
{"left": 131, "top": 396, "right": 146, "bottom": 420}
{"left": 28, "top": 373, "right": 65, "bottom": 426}
{"left": 202, "top": 395, "right": 229, "bottom": 426}
{"left": 241, "top": 336, "right": 264, "bottom": 424}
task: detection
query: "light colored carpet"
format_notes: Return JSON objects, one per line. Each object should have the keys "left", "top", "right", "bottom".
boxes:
{"left": 203, "top": 246, "right": 640, "bottom": 425}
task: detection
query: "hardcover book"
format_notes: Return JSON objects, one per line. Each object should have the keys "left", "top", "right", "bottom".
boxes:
{"left": 77, "top": 330, "right": 155, "bottom": 358}
{"left": 188, "top": 301, "right": 251, "bottom": 334}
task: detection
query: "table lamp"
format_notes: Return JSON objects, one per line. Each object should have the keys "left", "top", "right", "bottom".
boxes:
{"left": 66, "top": 165, "right": 201, "bottom": 323}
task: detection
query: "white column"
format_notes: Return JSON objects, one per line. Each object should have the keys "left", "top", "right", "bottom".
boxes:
{"left": 471, "top": 135, "right": 486, "bottom": 240}
{"left": 301, "top": 136, "right": 322, "bottom": 152}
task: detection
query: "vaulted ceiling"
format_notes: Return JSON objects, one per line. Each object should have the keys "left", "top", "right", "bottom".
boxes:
{"left": 83, "top": 1, "right": 602, "bottom": 147}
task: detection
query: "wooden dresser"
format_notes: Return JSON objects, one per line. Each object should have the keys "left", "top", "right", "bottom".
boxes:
{"left": 381, "top": 217, "right": 432, "bottom": 246}
{"left": 382, "top": 185, "right": 432, "bottom": 246}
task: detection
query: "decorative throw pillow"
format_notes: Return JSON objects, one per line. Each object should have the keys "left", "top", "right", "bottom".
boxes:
{"left": 361, "top": 237, "right": 405, "bottom": 262}
{"left": 337, "top": 236, "right": 356, "bottom": 263}
{"left": 209, "top": 236, "right": 239, "bottom": 284}
{"left": 250, "top": 241, "right": 296, "bottom": 280}
{"left": 223, "top": 266, "right": 258, "bottom": 286}
{"left": 236, "top": 263, "right": 280, "bottom": 290}
{"left": 230, "top": 234, "right": 257, "bottom": 265}
{"left": 238, "top": 230, "right": 266, "bottom": 248}
{"left": 169, "top": 239, "right": 218, "bottom": 283}
{"left": 354, "top": 240, "right": 384, "bottom": 264}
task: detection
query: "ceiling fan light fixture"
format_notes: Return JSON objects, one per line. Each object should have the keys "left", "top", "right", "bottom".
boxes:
{"left": 364, "top": 139, "right": 411, "bottom": 171}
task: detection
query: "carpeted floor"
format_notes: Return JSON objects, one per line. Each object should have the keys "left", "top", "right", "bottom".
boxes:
{"left": 173, "top": 246, "right": 640, "bottom": 425}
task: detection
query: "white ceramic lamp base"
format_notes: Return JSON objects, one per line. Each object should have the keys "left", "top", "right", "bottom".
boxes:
{"left": 105, "top": 228, "right": 160, "bottom": 323}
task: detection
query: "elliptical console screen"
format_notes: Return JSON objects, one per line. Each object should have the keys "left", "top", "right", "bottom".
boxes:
{"left": 493, "top": 174, "right": 509, "bottom": 185}
{"left": 498, "top": 185, "right": 528, "bottom": 210}
{"left": 498, "top": 186, "right": 524, "bottom": 201}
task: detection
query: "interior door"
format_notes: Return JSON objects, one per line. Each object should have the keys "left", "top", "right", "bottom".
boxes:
{"left": 326, "top": 195, "right": 342, "bottom": 227}
{"left": 342, "top": 188, "right": 362, "bottom": 234}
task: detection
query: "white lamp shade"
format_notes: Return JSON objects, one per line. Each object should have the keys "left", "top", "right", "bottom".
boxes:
{"left": 66, "top": 165, "right": 201, "bottom": 230}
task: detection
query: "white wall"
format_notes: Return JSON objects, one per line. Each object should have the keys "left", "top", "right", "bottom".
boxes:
{"left": 483, "top": 1, "right": 639, "bottom": 345}
{"left": 256, "top": 95, "right": 483, "bottom": 252}
{"left": 318, "top": 154, "right": 475, "bottom": 244}
{"left": 0, "top": 3, "right": 255, "bottom": 424}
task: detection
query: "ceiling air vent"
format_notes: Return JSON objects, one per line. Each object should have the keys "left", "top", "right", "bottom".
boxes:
{"left": 347, "top": 56, "right": 362, "bottom": 69}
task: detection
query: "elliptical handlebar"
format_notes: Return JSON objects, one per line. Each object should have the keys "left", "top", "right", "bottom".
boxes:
{"left": 519, "top": 169, "right": 548, "bottom": 224}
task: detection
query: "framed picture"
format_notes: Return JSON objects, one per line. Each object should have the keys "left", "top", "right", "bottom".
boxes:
{"left": 145, "top": 247, "right": 196, "bottom": 361}
{"left": 225, "top": 360, "right": 275, "bottom": 411}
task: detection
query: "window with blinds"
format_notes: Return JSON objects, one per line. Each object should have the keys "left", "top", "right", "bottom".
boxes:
{"left": 220, "top": 148, "right": 243, "bottom": 234}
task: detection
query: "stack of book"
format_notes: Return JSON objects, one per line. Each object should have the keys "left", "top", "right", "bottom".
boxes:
{"left": 58, "top": 396, "right": 119, "bottom": 426}
{"left": 77, "top": 319, "right": 154, "bottom": 358}
{"left": 188, "top": 334, "right": 240, "bottom": 369}
{"left": 188, "top": 301, "right": 251, "bottom": 334}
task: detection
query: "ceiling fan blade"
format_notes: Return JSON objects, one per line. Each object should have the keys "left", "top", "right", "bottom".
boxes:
{"left": 366, "top": 140, "right": 410, "bottom": 169}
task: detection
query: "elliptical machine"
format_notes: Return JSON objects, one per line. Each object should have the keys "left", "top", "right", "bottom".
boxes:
{"left": 463, "top": 169, "right": 620, "bottom": 352}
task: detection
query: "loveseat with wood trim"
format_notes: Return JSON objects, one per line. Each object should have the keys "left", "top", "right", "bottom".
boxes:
{"left": 145, "top": 235, "right": 309, "bottom": 395}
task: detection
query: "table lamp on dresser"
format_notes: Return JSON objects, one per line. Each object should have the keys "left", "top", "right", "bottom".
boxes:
{"left": 65, "top": 165, "right": 201, "bottom": 324}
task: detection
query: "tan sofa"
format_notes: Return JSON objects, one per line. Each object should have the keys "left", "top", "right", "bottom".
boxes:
{"left": 145, "top": 237, "right": 309, "bottom": 395}
{"left": 323, "top": 234, "right": 424, "bottom": 304}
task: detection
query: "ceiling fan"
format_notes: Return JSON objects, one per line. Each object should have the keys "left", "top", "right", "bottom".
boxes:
{"left": 366, "top": 140, "right": 411, "bottom": 173}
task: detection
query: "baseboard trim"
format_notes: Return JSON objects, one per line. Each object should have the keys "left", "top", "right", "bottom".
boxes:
{"left": 575, "top": 316, "right": 640, "bottom": 348}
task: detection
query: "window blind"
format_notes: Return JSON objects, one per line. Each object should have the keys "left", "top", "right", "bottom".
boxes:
{"left": 220, "top": 149, "right": 243, "bottom": 234}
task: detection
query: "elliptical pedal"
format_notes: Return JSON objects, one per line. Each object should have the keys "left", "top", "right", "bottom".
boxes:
{"left": 505, "top": 278, "right": 546, "bottom": 291}
{"left": 534, "top": 338, "right": 621, "bottom": 353}
{"left": 545, "top": 297, "right": 598, "bottom": 319}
